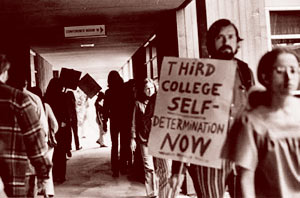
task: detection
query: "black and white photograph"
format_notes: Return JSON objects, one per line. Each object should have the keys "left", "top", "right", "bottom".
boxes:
{"left": 0, "top": 0, "right": 300, "bottom": 197}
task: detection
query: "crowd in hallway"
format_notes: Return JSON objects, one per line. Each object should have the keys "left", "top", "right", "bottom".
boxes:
{"left": 1, "top": 17, "right": 300, "bottom": 198}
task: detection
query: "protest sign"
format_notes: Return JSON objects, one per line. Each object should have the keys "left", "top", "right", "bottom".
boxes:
{"left": 148, "top": 57, "right": 236, "bottom": 168}
{"left": 59, "top": 67, "right": 82, "bottom": 90}
{"left": 78, "top": 73, "right": 102, "bottom": 98}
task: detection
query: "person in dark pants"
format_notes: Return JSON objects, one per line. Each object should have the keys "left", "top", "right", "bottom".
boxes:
{"left": 103, "top": 71, "right": 132, "bottom": 177}
{"left": 66, "top": 91, "right": 81, "bottom": 151}
{"left": 171, "top": 18, "right": 255, "bottom": 198}
{"left": 95, "top": 91, "right": 108, "bottom": 147}
{"left": 130, "top": 78, "right": 158, "bottom": 198}
{"left": 44, "top": 78, "right": 72, "bottom": 183}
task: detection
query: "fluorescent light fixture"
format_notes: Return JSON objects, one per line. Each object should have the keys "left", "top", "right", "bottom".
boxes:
{"left": 80, "top": 43, "right": 95, "bottom": 48}
{"left": 144, "top": 34, "right": 156, "bottom": 47}
{"left": 30, "top": 49, "right": 36, "bottom": 56}
{"left": 149, "top": 34, "right": 156, "bottom": 42}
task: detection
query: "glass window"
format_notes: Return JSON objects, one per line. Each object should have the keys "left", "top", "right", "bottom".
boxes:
{"left": 270, "top": 11, "right": 300, "bottom": 47}
{"left": 270, "top": 11, "right": 300, "bottom": 35}
{"left": 144, "top": 36, "right": 158, "bottom": 79}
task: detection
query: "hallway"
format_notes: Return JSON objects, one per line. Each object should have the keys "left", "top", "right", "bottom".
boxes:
{"left": 54, "top": 136, "right": 146, "bottom": 198}
{"left": 52, "top": 103, "right": 193, "bottom": 198}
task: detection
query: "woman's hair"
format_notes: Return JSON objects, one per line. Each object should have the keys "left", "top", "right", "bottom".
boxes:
{"left": 257, "top": 47, "right": 300, "bottom": 88}
{"left": 136, "top": 78, "right": 157, "bottom": 101}
{"left": 66, "top": 91, "right": 76, "bottom": 102}
{"left": 44, "top": 77, "right": 63, "bottom": 104}
{"left": 107, "top": 70, "right": 124, "bottom": 89}
{"left": 143, "top": 78, "right": 158, "bottom": 94}
{"left": 29, "top": 86, "right": 43, "bottom": 99}
{"left": 206, "top": 19, "right": 242, "bottom": 56}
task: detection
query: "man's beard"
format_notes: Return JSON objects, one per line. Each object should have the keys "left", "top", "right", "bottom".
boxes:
{"left": 213, "top": 45, "right": 237, "bottom": 60}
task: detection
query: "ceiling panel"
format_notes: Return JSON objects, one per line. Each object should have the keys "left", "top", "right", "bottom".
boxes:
{"left": 0, "top": 0, "right": 186, "bottom": 85}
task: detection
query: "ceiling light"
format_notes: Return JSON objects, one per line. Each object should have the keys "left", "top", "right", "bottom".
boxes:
{"left": 149, "top": 34, "right": 156, "bottom": 42}
{"left": 80, "top": 43, "right": 95, "bottom": 48}
{"left": 30, "top": 49, "right": 36, "bottom": 56}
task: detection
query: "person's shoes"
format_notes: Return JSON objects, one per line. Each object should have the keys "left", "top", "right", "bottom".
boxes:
{"left": 44, "top": 194, "right": 54, "bottom": 198}
{"left": 66, "top": 151, "right": 72, "bottom": 158}
{"left": 112, "top": 172, "right": 119, "bottom": 178}
{"left": 76, "top": 146, "right": 83, "bottom": 150}
{"left": 96, "top": 140, "right": 107, "bottom": 148}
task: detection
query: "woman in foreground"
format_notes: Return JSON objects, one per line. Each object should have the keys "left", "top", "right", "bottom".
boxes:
{"left": 130, "top": 78, "right": 158, "bottom": 198}
{"left": 222, "top": 47, "right": 300, "bottom": 197}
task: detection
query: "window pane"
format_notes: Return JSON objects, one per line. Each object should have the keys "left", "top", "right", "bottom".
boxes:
{"left": 146, "top": 47, "right": 150, "bottom": 61}
{"left": 152, "top": 47, "right": 157, "bottom": 58}
{"left": 147, "top": 62, "right": 152, "bottom": 78}
{"left": 270, "top": 11, "right": 300, "bottom": 35}
{"left": 272, "top": 38, "right": 300, "bottom": 47}
{"left": 152, "top": 57, "right": 158, "bottom": 79}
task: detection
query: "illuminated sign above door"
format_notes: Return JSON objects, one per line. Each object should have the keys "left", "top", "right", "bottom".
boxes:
{"left": 64, "top": 25, "right": 105, "bottom": 38}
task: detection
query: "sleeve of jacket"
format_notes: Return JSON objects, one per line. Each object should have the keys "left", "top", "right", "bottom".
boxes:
{"left": 131, "top": 102, "right": 137, "bottom": 139}
{"left": 102, "top": 90, "right": 110, "bottom": 123}
{"left": 143, "top": 95, "right": 156, "bottom": 141}
{"left": 236, "top": 59, "right": 255, "bottom": 91}
{"left": 17, "top": 93, "right": 52, "bottom": 179}
{"left": 45, "top": 103, "right": 59, "bottom": 134}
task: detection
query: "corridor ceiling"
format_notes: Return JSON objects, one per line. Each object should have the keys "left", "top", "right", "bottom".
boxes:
{"left": 0, "top": 0, "right": 186, "bottom": 87}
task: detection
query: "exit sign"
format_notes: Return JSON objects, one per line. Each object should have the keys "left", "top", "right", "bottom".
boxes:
{"left": 64, "top": 25, "right": 105, "bottom": 38}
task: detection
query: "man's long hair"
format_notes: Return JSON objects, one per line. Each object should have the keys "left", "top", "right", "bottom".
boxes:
{"left": 206, "top": 19, "right": 243, "bottom": 57}
{"left": 107, "top": 70, "right": 124, "bottom": 89}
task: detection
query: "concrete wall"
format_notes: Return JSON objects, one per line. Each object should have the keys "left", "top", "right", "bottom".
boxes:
{"left": 34, "top": 54, "right": 54, "bottom": 94}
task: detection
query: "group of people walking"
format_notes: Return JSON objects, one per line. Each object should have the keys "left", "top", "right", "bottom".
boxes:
{"left": 1, "top": 17, "right": 300, "bottom": 198}
{"left": 102, "top": 18, "right": 300, "bottom": 198}
{"left": 102, "top": 70, "right": 161, "bottom": 196}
